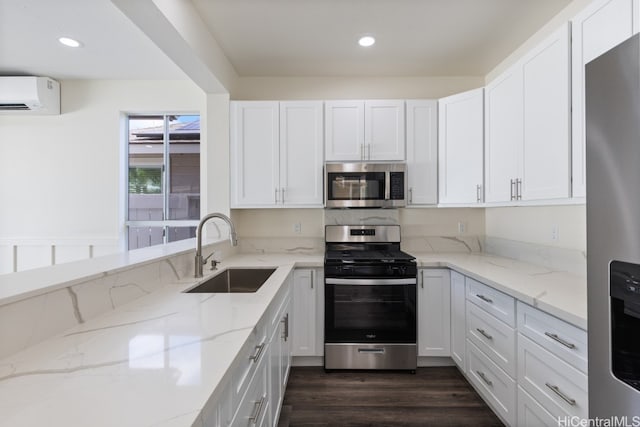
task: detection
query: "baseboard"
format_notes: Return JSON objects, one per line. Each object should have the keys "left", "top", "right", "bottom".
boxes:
{"left": 417, "top": 356, "right": 455, "bottom": 367}
{"left": 292, "top": 356, "right": 324, "bottom": 367}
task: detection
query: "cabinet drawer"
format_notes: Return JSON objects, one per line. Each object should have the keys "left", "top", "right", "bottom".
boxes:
{"left": 517, "top": 385, "right": 557, "bottom": 427}
{"left": 517, "top": 301, "right": 587, "bottom": 373}
{"left": 467, "top": 340, "right": 516, "bottom": 426}
{"left": 466, "top": 277, "right": 516, "bottom": 327}
{"left": 232, "top": 321, "right": 268, "bottom": 405}
{"left": 467, "top": 302, "right": 516, "bottom": 377}
{"left": 517, "top": 334, "right": 588, "bottom": 420}
{"left": 232, "top": 353, "right": 269, "bottom": 427}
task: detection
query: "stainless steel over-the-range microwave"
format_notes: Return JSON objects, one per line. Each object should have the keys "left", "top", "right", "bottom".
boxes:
{"left": 324, "top": 162, "right": 406, "bottom": 208}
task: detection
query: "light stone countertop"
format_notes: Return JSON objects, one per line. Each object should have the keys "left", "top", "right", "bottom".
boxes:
{"left": 0, "top": 251, "right": 586, "bottom": 426}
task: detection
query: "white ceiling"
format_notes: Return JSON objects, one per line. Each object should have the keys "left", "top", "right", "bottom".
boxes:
{"left": 0, "top": 0, "right": 186, "bottom": 80}
{"left": 192, "top": 0, "right": 573, "bottom": 77}
{"left": 0, "top": 0, "right": 573, "bottom": 82}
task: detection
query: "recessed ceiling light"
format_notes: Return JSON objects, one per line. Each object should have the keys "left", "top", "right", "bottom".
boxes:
{"left": 58, "top": 37, "right": 82, "bottom": 48}
{"left": 358, "top": 36, "right": 375, "bottom": 47}
{"left": 145, "top": 145, "right": 153, "bottom": 148}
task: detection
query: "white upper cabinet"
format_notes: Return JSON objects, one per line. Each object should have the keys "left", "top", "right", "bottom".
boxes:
{"left": 279, "top": 101, "right": 324, "bottom": 206}
{"left": 438, "top": 88, "right": 484, "bottom": 205}
{"left": 406, "top": 100, "right": 438, "bottom": 205}
{"left": 485, "top": 23, "right": 570, "bottom": 203}
{"left": 230, "top": 100, "right": 324, "bottom": 208}
{"left": 571, "top": 0, "right": 637, "bottom": 198}
{"left": 230, "top": 101, "right": 280, "bottom": 207}
{"left": 521, "top": 23, "right": 571, "bottom": 201}
{"left": 325, "top": 100, "right": 405, "bottom": 161}
{"left": 365, "top": 100, "right": 406, "bottom": 160}
{"left": 485, "top": 63, "right": 523, "bottom": 203}
{"left": 324, "top": 100, "right": 364, "bottom": 161}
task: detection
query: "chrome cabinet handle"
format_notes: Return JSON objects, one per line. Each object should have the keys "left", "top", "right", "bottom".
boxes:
{"left": 311, "top": 270, "right": 314, "bottom": 289}
{"left": 476, "top": 184, "right": 482, "bottom": 203}
{"left": 274, "top": 188, "right": 278, "bottom": 203}
{"left": 544, "top": 332, "right": 576, "bottom": 349}
{"left": 281, "top": 188, "right": 285, "bottom": 204}
{"left": 249, "top": 395, "right": 267, "bottom": 424}
{"left": 476, "top": 294, "right": 493, "bottom": 304}
{"left": 420, "top": 270, "right": 424, "bottom": 288}
{"left": 409, "top": 187, "right": 413, "bottom": 204}
{"left": 476, "top": 328, "right": 493, "bottom": 340}
{"left": 510, "top": 179, "right": 515, "bottom": 201}
{"left": 249, "top": 343, "right": 265, "bottom": 362}
{"left": 477, "top": 370, "right": 493, "bottom": 387}
{"left": 545, "top": 383, "right": 576, "bottom": 406}
{"left": 517, "top": 178, "right": 522, "bottom": 200}
{"left": 281, "top": 313, "right": 289, "bottom": 341}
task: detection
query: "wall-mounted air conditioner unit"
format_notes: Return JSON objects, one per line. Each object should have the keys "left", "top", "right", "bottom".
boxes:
{"left": 0, "top": 76, "right": 60, "bottom": 115}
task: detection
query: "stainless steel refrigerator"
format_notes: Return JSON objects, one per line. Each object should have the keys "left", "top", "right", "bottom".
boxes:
{"left": 586, "top": 33, "right": 640, "bottom": 417}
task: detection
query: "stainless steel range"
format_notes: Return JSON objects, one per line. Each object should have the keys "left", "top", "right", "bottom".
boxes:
{"left": 324, "top": 225, "right": 417, "bottom": 371}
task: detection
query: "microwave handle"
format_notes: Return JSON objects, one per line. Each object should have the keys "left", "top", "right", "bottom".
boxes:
{"left": 384, "top": 171, "right": 391, "bottom": 201}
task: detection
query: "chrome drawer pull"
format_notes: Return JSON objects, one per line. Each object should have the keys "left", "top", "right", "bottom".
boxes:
{"left": 544, "top": 332, "right": 576, "bottom": 349}
{"left": 249, "top": 343, "right": 265, "bottom": 362}
{"left": 477, "top": 370, "right": 493, "bottom": 387}
{"left": 476, "top": 294, "right": 493, "bottom": 304}
{"left": 249, "top": 395, "right": 267, "bottom": 424}
{"left": 281, "top": 313, "right": 289, "bottom": 341}
{"left": 545, "top": 383, "right": 576, "bottom": 406}
{"left": 476, "top": 328, "right": 493, "bottom": 340}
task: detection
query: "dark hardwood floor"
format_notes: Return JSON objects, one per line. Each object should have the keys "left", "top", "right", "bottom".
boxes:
{"left": 278, "top": 366, "right": 504, "bottom": 427}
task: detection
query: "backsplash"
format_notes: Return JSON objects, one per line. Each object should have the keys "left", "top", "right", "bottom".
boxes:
{"left": 483, "top": 236, "right": 586, "bottom": 277}
{"left": 0, "top": 241, "right": 234, "bottom": 360}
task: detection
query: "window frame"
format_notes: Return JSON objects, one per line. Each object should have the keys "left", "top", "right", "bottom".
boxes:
{"left": 124, "top": 113, "right": 200, "bottom": 250}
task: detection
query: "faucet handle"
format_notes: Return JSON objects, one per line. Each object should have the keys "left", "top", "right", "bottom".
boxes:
{"left": 210, "top": 259, "right": 219, "bottom": 271}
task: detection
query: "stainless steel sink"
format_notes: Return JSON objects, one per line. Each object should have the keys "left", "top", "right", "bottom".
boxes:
{"left": 185, "top": 268, "right": 276, "bottom": 293}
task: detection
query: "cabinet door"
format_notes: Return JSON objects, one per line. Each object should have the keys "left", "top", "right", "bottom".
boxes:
{"left": 406, "top": 100, "right": 438, "bottom": 205}
{"left": 484, "top": 64, "right": 523, "bottom": 203}
{"left": 438, "top": 88, "right": 484, "bottom": 205}
{"left": 522, "top": 23, "right": 571, "bottom": 201}
{"left": 417, "top": 269, "right": 451, "bottom": 357}
{"left": 450, "top": 271, "right": 466, "bottom": 370}
{"left": 279, "top": 101, "right": 324, "bottom": 207}
{"left": 365, "top": 100, "right": 405, "bottom": 160}
{"left": 230, "top": 101, "right": 280, "bottom": 207}
{"left": 325, "top": 100, "right": 364, "bottom": 161}
{"left": 572, "top": 0, "right": 636, "bottom": 198}
{"left": 291, "top": 269, "right": 318, "bottom": 356}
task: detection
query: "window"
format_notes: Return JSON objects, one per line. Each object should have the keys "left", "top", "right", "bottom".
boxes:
{"left": 126, "top": 114, "right": 200, "bottom": 250}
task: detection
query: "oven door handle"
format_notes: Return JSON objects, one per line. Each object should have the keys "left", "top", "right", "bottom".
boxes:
{"left": 325, "top": 278, "right": 417, "bottom": 285}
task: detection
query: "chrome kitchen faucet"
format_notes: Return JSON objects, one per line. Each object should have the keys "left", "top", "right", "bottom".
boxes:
{"left": 195, "top": 213, "right": 238, "bottom": 278}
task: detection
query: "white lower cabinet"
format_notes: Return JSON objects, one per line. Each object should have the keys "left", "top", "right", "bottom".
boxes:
{"left": 467, "top": 340, "right": 517, "bottom": 426}
{"left": 233, "top": 354, "right": 269, "bottom": 427}
{"left": 418, "top": 269, "right": 451, "bottom": 357}
{"left": 452, "top": 271, "right": 588, "bottom": 426}
{"left": 517, "top": 385, "right": 557, "bottom": 427}
{"left": 291, "top": 268, "right": 324, "bottom": 357}
{"left": 517, "top": 333, "right": 588, "bottom": 420}
{"left": 450, "top": 271, "right": 466, "bottom": 370}
{"left": 213, "top": 274, "right": 292, "bottom": 427}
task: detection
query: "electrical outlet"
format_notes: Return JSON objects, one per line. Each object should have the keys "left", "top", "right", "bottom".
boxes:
{"left": 294, "top": 222, "right": 302, "bottom": 234}
{"left": 551, "top": 224, "right": 559, "bottom": 241}
{"left": 457, "top": 222, "right": 466, "bottom": 234}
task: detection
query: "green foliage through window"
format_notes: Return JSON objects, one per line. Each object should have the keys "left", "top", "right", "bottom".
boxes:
{"left": 129, "top": 167, "right": 162, "bottom": 194}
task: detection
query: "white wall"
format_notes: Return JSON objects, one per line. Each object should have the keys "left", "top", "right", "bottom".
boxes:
{"left": 231, "top": 76, "right": 484, "bottom": 100}
{"left": 0, "top": 79, "right": 206, "bottom": 271}
{"left": 485, "top": 0, "right": 592, "bottom": 82}
{"left": 485, "top": 205, "right": 586, "bottom": 252}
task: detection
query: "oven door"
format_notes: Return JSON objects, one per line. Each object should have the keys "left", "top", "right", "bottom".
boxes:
{"left": 325, "top": 278, "right": 416, "bottom": 343}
